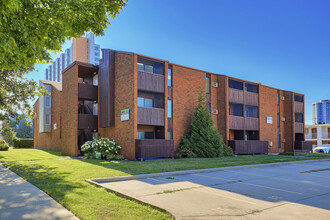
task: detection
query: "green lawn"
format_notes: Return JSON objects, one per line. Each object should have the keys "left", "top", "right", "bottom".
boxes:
{"left": 1, "top": 149, "right": 330, "bottom": 220}
{"left": 0, "top": 147, "right": 70, "bottom": 162}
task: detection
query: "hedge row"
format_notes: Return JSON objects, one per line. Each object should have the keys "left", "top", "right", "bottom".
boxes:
{"left": 13, "top": 138, "right": 33, "bottom": 148}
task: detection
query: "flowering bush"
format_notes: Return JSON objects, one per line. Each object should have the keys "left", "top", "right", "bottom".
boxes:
{"left": 81, "top": 138, "right": 123, "bottom": 159}
{"left": 0, "top": 139, "right": 9, "bottom": 151}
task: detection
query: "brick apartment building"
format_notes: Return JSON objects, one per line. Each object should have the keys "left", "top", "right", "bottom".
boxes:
{"left": 33, "top": 49, "right": 312, "bottom": 159}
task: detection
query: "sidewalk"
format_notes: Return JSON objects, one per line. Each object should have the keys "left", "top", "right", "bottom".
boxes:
{"left": 0, "top": 164, "right": 78, "bottom": 220}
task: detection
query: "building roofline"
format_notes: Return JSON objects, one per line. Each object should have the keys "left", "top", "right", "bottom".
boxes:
{"left": 62, "top": 61, "right": 98, "bottom": 74}
{"left": 101, "top": 48, "right": 304, "bottom": 95}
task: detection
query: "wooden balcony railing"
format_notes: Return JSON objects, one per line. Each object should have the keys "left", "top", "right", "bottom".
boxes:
{"left": 138, "top": 107, "right": 164, "bottom": 126}
{"left": 135, "top": 139, "right": 174, "bottom": 159}
{"left": 138, "top": 71, "right": 164, "bottom": 93}
{"left": 295, "top": 122, "right": 304, "bottom": 133}
{"left": 78, "top": 83, "right": 98, "bottom": 100}
{"left": 228, "top": 140, "right": 268, "bottom": 154}
{"left": 78, "top": 114, "right": 98, "bottom": 130}
{"left": 295, "top": 141, "right": 312, "bottom": 151}
{"left": 229, "top": 115, "right": 259, "bottom": 130}
{"left": 294, "top": 101, "right": 304, "bottom": 113}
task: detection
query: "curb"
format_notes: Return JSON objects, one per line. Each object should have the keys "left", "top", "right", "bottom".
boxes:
{"left": 87, "top": 158, "right": 330, "bottom": 184}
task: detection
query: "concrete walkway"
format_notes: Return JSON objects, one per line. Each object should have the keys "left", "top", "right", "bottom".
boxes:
{"left": 92, "top": 160, "right": 330, "bottom": 220}
{"left": 0, "top": 164, "right": 78, "bottom": 220}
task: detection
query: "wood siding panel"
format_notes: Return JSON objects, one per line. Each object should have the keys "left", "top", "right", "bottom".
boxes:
{"left": 138, "top": 71, "right": 164, "bottom": 93}
{"left": 295, "top": 122, "right": 304, "bottom": 133}
{"left": 99, "top": 50, "right": 115, "bottom": 127}
{"left": 228, "top": 88, "right": 244, "bottom": 104}
{"left": 138, "top": 107, "right": 164, "bottom": 126}
{"left": 244, "top": 92, "right": 259, "bottom": 106}
{"left": 135, "top": 139, "right": 174, "bottom": 158}
{"left": 229, "top": 116, "right": 244, "bottom": 130}
{"left": 78, "top": 114, "right": 98, "bottom": 130}
{"left": 294, "top": 101, "right": 304, "bottom": 113}
{"left": 245, "top": 117, "right": 259, "bottom": 130}
{"left": 78, "top": 83, "right": 98, "bottom": 100}
{"left": 228, "top": 140, "right": 268, "bottom": 154}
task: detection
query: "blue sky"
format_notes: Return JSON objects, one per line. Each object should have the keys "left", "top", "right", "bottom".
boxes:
{"left": 29, "top": 0, "right": 330, "bottom": 124}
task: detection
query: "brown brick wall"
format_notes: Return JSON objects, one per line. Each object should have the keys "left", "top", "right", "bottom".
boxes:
{"left": 33, "top": 86, "right": 62, "bottom": 151}
{"left": 281, "top": 91, "right": 294, "bottom": 152}
{"left": 62, "top": 65, "right": 78, "bottom": 156}
{"left": 98, "top": 52, "right": 137, "bottom": 159}
{"left": 259, "top": 85, "right": 282, "bottom": 153}
{"left": 172, "top": 65, "right": 206, "bottom": 152}
{"left": 210, "top": 74, "right": 218, "bottom": 129}
{"left": 217, "top": 75, "right": 228, "bottom": 143}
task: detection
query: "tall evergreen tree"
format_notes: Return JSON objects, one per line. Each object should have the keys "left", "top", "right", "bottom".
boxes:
{"left": 177, "top": 90, "right": 232, "bottom": 158}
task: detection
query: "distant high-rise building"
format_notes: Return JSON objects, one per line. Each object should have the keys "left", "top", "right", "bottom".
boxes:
{"left": 45, "top": 32, "right": 100, "bottom": 82}
{"left": 312, "top": 100, "right": 330, "bottom": 124}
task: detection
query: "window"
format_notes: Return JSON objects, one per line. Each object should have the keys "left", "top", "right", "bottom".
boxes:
{"left": 93, "top": 103, "right": 98, "bottom": 115}
{"left": 45, "top": 114, "right": 50, "bottom": 125}
{"left": 137, "top": 131, "right": 154, "bottom": 139}
{"left": 245, "top": 83, "right": 258, "bottom": 93}
{"left": 137, "top": 63, "right": 154, "bottom": 73}
{"left": 229, "top": 79, "right": 243, "bottom": 90}
{"left": 138, "top": 97, "right": 153, "bottom": 108}
{"left": 168, "top": 100, "right": 172, "bottom": 118}
{"left": 86, "top": 39, "right": 89, "bottom": 43}
{"left": 207, "top": 103, "right": 211, "bottom": 113}
{"left": 294, "top": 94, "right": 303, "bottom": 103}
{"left": 145, "top": 64, "right": 153, "bottom": 73}
{"left": 168, "top": 66, "right": 172, "bottom": 87}
{"left": 93, "top": 74, "right": 98, "bottom": 86}
{"left": 245, "top": 105, "right": 258, "bottom": 118}
{"left": 87, "top": 50, "right": 89, "bottom": 54}
{"left": 168, "top": 131, "right": 172, "bottom": 140}
{"left": 45, "top": 96, "right": 51, "bottom": 107}
{"left": 206, "top": 76, "right": 210, "bottom": 94}
{"left": 295, "top": 113, "right": 303, "bottom": 123}
{"left": 137, "top": 63, "right": 144, "bottom": 71}
{"left": 87, "top": 44, "right": 89, "bottom": 48}
{"left": 87, "top": 55, "right": 88, "bottom": 59}
{"left": 278, "top": 135, "right": 281, "bottom": 148}
{"left": 229, "top": 103, "right": 243, "bottom": 116}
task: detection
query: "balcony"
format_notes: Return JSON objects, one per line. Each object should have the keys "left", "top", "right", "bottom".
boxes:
{"left": 294, "top": 101, "right": 304, "bottom": 113}
{"left": 295, "top": 122, "right": 304, "bottom": 133}
{"left": 138, "top": 107, "right": 164, "bottom": 126}
{"left": 78, "top": 83, "right": 98, "bottom": 100}
{"left": 78, "top": 114, "right": 98, "bottom": 130}
{"left": 228, "top": 88, "right": 244, "bottom": 104}
{"left": 229, "top": 116, "right": 259, "bottom": 130}
{"left": 135, "top": 139, "right": 174, "bottom": 159}
{"left": 244, "top": 91, "right": 259, "bottom": 106}
{"left": 228, "top": 88, "right": 259, "bottom": 106}
{"left": 295, "top": 141, "right": 312, "bottom": 151}
{"left": 138, "top": 71, "right": 164, "bottom": 93}
{"left": 228, "top": 140, "right": 268, "bottom": 154}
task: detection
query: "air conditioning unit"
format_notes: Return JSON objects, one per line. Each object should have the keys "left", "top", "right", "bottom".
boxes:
{"left": 212, "top": 109, "right": 218, "bottom": 114}
{"left": 281, "top": 117, "right": 286, "bottom": 122}
{"left": 281, "top": 96, "right": 285, "bottom": 101}
{"left": 212, "top": 82, "right": 218, "bottom": 87}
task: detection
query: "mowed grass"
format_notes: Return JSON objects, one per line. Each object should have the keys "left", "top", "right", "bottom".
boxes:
{"left": 1, "top": 149, "right": 330, "bottom": 219}
{"left": 0, "top": 147, "right": 70, "bottom": 162}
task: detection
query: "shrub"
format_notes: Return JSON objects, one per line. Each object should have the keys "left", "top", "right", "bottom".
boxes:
{"left": 13, "top": 138, "right": 33, "bottom": 148}
{"left": 0, "top": 139, "right": 9, "bottom": 151}
{"left": 223, "top": 145, "right": 234, "bottom": 156}
{"left": 176, "top": 90, "right": 227, "bottom": 158}
{"left": 81, "top": 138, "right": 124, "bottom": 160}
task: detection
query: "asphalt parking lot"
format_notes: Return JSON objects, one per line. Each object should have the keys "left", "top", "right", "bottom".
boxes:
{"left": 97, "top": 160, "right": 330, "bottom": 219}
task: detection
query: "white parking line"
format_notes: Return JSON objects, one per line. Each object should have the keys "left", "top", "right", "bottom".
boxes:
{"left": 193, "top": 173, "right": 302, "bottom": 195}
